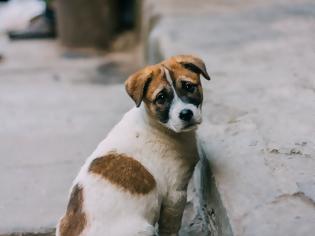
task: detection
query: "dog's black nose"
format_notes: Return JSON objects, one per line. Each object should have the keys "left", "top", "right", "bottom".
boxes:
{"left": 179, "top": 109, "right": 193, "bottom": 122}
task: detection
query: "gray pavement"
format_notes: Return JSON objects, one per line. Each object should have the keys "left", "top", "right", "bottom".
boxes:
{"left": 146, "top": 0, "right": 315, "bottom": 235}
{"left": 0, "top": 39, "right": 135, "bottom": 234}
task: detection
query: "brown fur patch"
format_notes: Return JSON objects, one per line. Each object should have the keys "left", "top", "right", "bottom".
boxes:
{"left": 163, "top": 55, "right": 210, "bottom": 80}
{"left": 89, "top": 152, "right": 156, "bottom": 194}
{"left": 125, "top": 65, "right": 163, "bottom": 107}
{"left": 59, "top": 184, "right": 86, "bottom": 236}
{"left": 174, "top": 73, "right": 203, "bottom": 106}
{"left": 144, "top": 68, "right": 169, "bottom": 101}
{"left": 143, "top": 67, "right": 174, "bottom": 123}
{"left": 162, "top": 56, "right": 201, "bottom": 84}
{"left": 163, "top": 58, "right": 204, "bottom": 106}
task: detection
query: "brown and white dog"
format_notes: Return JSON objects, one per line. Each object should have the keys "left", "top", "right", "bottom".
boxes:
{"left": 56, "top": 55, "right": 210, "bottom": 236}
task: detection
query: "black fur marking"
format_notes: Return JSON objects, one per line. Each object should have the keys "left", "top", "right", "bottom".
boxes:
{"left": 180, "top": 62, "right": 210, "bottom": 80}
{"left": 155, "top": 90, "right": 173, "bottom": 123}
{"left": 181, "top": 63, "right": 202, "bottom": 74}
{"left": 140, "top": 77, "right": 153, "bottom": 107}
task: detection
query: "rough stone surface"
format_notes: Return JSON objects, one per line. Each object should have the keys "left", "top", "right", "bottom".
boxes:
{"left": 146, "top": 0, "right": 315, "bottom": 235}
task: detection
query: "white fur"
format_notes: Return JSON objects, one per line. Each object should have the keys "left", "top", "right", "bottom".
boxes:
{"left": 57, "top": 105, "right": 199, "bottom": 236}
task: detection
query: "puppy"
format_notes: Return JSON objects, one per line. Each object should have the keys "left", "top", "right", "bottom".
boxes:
{"left": 56, "top": 55, "right": 210, "bottom": 236}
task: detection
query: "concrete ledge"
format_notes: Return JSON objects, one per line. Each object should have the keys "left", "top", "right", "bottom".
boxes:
{"left": 144, "top": 0, "right": 315, "bottom": 235}
{"left": 0, "top": 231, "right": 54, "bottom": 236}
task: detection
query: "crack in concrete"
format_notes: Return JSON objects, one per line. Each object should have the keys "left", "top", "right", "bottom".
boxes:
{"left": 267, "top": 148, "right": 312, "bottom": 158}
{"left": 239, "top": 191, "right": 315, "bottom": 224}
{"left": 272, "top": 191, "right": 315, "bottom": 208}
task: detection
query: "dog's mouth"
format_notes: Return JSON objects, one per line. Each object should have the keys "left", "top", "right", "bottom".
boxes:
{"left": 164, "top": 116, "right": 202, "bottom": 133}
{"left": 184, "top": 123, "right": 197, "bottom": 129}
{"left": 180, "top": 121, "right": 201, "bottom": 132}
{"left": 180, "top": 120, "right": 201, "bottom": 132}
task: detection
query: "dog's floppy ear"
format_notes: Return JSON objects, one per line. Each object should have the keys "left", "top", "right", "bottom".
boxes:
{"left": 125, "top": 69, "right": 153, "bottom": 107}
{"left": 175, "top": 55, "right": 211, "bottom": 80}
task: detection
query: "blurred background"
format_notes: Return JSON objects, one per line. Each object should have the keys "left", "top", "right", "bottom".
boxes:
{"left": 0, "top": 0, "right": 314, "bottom": 236}
{"left": 0, "top": 0, "right": 142, "bottom": 235}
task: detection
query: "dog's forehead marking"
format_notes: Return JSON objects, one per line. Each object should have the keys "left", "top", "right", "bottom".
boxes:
{"left": 164, "top": 67, "right": 173, "bottom": 86}
{"left": 59, "top": 184, "right": 87, "bottom": 236}
{"left": 164, "top": 67, "right": 179, "bottom": 98}
{"left": 164, "top": 67, "right": 186, "bottom": 102}
{"left": 89, "top": 152, "right": 156, "bottom": 195}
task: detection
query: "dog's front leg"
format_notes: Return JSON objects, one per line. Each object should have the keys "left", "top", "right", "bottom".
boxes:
{"left": 158, "top": 190, "right": 187, "bottom": 236}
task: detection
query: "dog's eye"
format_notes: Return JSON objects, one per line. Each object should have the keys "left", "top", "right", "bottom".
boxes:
{"left": 182, "top": 81, "right": 196, "bottom": 93}
{"left": 156, "top": 92, "right": 167, "bottom": 105}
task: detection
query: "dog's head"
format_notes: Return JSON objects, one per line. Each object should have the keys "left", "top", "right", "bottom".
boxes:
{"left": 125, "top": 55, "right": 210, "bottom": 133}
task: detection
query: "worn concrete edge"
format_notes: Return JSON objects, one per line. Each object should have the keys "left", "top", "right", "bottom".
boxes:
{"left": 143, "top": 12, "right": 234, "bottom": 236}
{"left": 197, "top": 145, "right": 233, "bottom": 236}
{"left": 0, "top": 229, "right": 55, "bottom": 236}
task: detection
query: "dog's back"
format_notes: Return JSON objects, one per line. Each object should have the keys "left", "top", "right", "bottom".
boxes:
{"left": 57, "top": 108, "right": 161, "bottom": 236}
